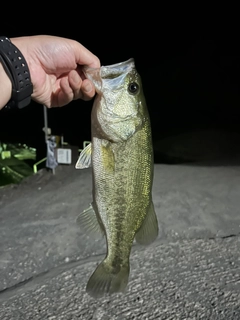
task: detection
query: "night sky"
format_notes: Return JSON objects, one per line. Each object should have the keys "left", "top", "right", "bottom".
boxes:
{"left": 1, "top": 13, "right": 240, "bottom": 162}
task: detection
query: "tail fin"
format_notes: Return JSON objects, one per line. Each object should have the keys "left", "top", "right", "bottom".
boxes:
{"left": 86, "top": 259, "right": 129, "bottom": 298}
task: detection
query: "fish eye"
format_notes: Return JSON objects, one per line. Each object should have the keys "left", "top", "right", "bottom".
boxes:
{"left": 128, "top": 82, "right": 139, "bottom": 95}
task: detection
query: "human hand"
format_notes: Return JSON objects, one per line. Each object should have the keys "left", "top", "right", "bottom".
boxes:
{"left": 11, "top": 35, "right": 100, "bottom": 108}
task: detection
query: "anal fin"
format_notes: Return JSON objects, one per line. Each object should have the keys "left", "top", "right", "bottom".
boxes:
{"left": 135, "top": 201, "right": 159, "bottom": 245}
{"left": 76, "top": 203, "right": 105, "bottom": 238}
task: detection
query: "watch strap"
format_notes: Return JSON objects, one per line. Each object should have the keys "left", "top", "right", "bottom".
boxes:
{"left": 0, "top": 36, "right": 33, "bottom": 109}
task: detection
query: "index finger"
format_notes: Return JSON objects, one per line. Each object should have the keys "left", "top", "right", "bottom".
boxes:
{"left": 73, "top": 41, "right": 101, "bottom": 69}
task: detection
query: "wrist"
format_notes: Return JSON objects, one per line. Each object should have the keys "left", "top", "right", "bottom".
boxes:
{"left": 0, "top": 61, "right": 12, "bottom": 110}
{"left": 0, "top": 36, "right": 33, "bottom": 110}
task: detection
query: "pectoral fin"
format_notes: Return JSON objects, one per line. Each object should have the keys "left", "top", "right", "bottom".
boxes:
{"left": 76, "top": 203, "right": 105, "bottom": 238}
{"left": 75, "top": 143, "right": 92, "bottom": 169}
{"left": 135, "top": 201, "right": 159, "bottom": 245}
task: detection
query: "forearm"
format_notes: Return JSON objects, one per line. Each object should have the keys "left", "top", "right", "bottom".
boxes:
{"left": 0, "top": 61, "right": 12, "bottom": 110}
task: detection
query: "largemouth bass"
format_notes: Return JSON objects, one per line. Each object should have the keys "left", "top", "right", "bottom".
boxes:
{"left": 75, "top": 58, "right": 158, "bottom": 298}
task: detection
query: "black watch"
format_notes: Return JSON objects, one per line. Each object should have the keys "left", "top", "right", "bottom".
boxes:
{"left": 0, "top": 36, "right": 33, "bottom": 109}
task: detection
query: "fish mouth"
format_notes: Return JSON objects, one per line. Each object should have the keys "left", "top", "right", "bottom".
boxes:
{"left": 83, "top": 58, "right": 135, "bottom": 73}
{"left": 100, "top": 58, "right": 135, "bottom": 76}
{"left": 83, "top": 58, "right": 136, "bottom": 93}
{"left": 83, "top": 58, "right": 135, "bottom": 79}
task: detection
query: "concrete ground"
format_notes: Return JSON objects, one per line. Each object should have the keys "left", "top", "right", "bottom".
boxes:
{"left": 1, "top": 145, "right": 240, "bottom": 319}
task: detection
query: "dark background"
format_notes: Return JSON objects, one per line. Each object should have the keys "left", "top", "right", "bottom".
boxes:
{"left": 1, "top": 12, "right": 240, "bottom": 163}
